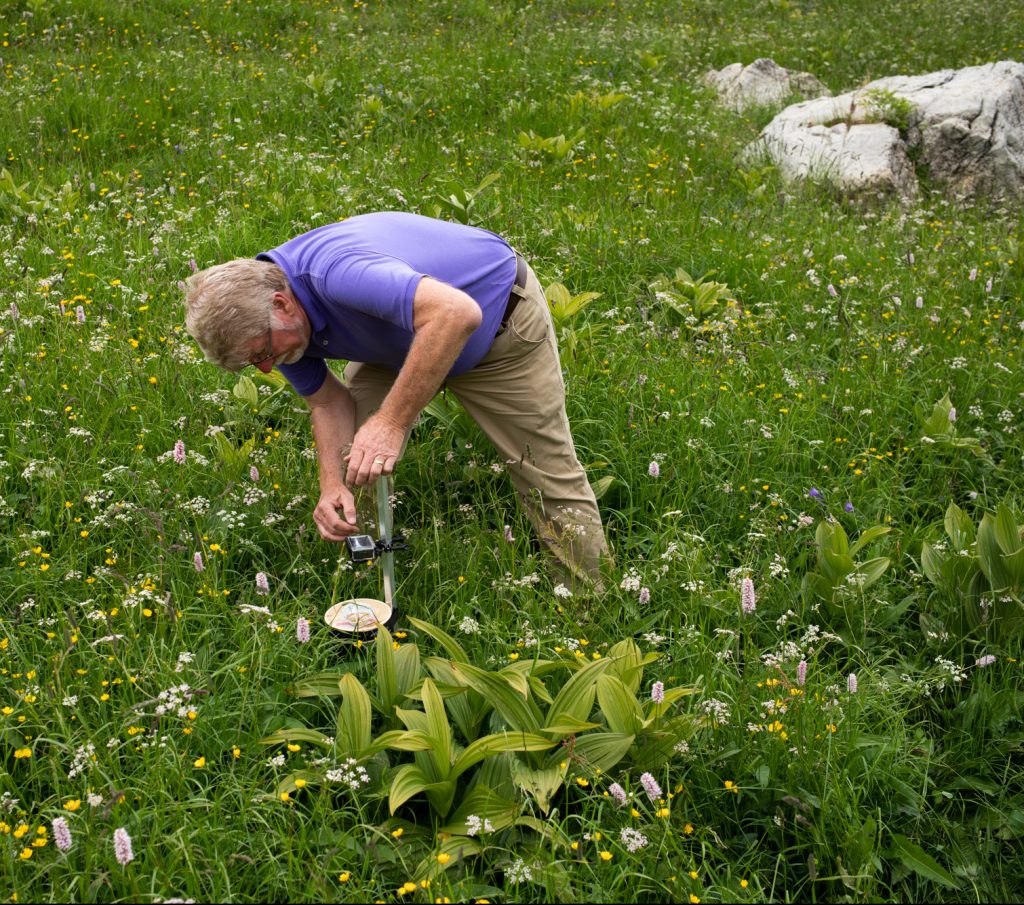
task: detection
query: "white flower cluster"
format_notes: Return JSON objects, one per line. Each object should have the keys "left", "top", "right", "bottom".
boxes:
{"left": 325, "top": 758, "right": 370, "bottom": 790}
{"left": 465, "top": 814, "right": 495, "bottom": 836}
{"left": 68, "top": 742, "right": 97, "bottom": 780}
{"left": 154, "top": 684, "right": 196, "bottom": 718}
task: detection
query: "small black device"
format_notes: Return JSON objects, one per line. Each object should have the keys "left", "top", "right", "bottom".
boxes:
{"left": 345, "top": 534, "right": 377, "bottom": 563}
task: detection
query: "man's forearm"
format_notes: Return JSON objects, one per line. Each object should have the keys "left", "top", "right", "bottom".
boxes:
{"left": 308, "top": 382, "right": 357, "bottom": 489}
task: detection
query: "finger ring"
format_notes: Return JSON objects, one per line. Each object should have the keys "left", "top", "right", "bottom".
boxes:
{"left": 373, "top": 456, "right": 385, "bottom": 465}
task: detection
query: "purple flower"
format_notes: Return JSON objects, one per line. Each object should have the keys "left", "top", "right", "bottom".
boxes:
{"left": 975, "top": 655, "right": 996, "bottom": 668}
{"left": 741, "top": 577, "right": 756, "bottom": 614}
{"left": 827, "top": 283, "right": 838, "bottom": 298}
{"left": 847, "top": 673, "right": 858, "bottom": 694}
{"left": 948, "top": 407, "right": 956, "bottom": 423}
{"left": 796, "top": 660, "right": 807, "bottom": 686}
{"left": 193, "top": 552, "right": 204, "bottom": 573}
{"left": 809, "top": 488, "right": 822, "bottom": 500}
{"left": 639, "top": 772, "right": 662, "bottom": 802}
{"left": 296, "top": 617, "right": 310, "bottom": 644}
{"left": 76, "top": 305, "right": 86, "bottom": 324}
{"left": 650, "top": 681, "right": 664, "bottom": 704}
{"left": 249, "top": 466, "right": 259, "bottom": 482}
{"left": 173, "top": 440, "right": 186, "bottom": 465}
{"left": 52, "top": 817, "right": 72, "bottom": 852}
{"left": 189, "top": 258, "right": 198, "bottom": 274}
{"left": 968, "top": 267, "right": 977, "bottom": 282}
{"left": 639, "top": 587, "right": 651, "bottom": 606}
{"left": 608, "top": 782, "right": 628, "bottom": 806}
{"left": 648, "top": 460, "right": 660, "bottom": 478}
{"left": 844, "top": 502, "right": 854, "bottom": 513}
{"left": 255, "top": 572, "right": 270, "bottom": 596}
{"left": 113, "top": 827, "right": 134, "bottom": 866}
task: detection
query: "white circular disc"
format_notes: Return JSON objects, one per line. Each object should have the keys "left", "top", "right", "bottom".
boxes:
{"left": 323, "top": 597, "right": 393, "bottom": 634}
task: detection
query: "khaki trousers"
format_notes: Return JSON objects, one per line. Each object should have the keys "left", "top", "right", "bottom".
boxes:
{"left": 343, "top": 261, "right": 610, "bottom": 591}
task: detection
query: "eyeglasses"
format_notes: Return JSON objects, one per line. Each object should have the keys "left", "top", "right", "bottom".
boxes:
{"left": 247, "top": 324, "right": 275, "bottom": 368}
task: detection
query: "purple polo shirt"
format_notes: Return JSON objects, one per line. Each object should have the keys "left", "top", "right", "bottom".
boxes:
{"left": 256, "top": 212, "right": 518, "bottom": 397}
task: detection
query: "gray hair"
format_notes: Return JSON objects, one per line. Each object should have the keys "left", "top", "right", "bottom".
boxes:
{"left": 183, "top": 258, "right": 288, "bottom": 370}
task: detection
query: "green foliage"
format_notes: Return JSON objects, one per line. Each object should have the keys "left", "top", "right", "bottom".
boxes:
{"left": 0, "top": 167, "right": 78, "bottom": 218}
{"left": 918, "top": 393, "right": 986, "bottom": 457}
{"left": 517, "top": 128, "right": 586, "bottom": 161}
{"left": 426, "top": 172, "right": 501, "bottom": 226}
{"left": 801, "top": 520, "right": 891, "bottom": 631}
{"left": 921, "top": 502, "right": 1024, "bottom": 641}
{"left": 648, "top": 268, "right": 739, "bottom": 332}
{"left": 544, "top": 281, "right": 607, "bottom": 361}
{"left": 861, "top": 87, "right": 917, "bottom": 133}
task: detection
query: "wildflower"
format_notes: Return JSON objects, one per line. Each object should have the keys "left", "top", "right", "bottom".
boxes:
{"left": 650, "top": 681, "right": 665, "bottom": 704}
{"left": 690, "top": 895, "right": 701, "bottom": 904}
{"left": 975, "top": 655, "right": 997, "bottom": 668}
{"left": 808, "top": 487, "right": 822, "bottom": 500}
{"left": 113, "top": 827, "right": 134, "bottom": 865}
{"left": 465, "top": 815, "right": 494, "bottom": 836}
{"left": 640, "top": 772, "right": 662, "bottom": 801}
{"left": 193, "top": 757, "right": 205, "bottom": 768}
{"left": 506, "top": 858, "right": 533, "bottom": 883}
{"left": 639, "top": 586, "right": 651, "bottom": 605}
{"left": 969, "top": 267, "right": 978, "bottom": 281}
{"left": 338, "top": 872, "right": 350, "bottom": 882}
{"left": 63, "top": 800, "right": 81, "bottom": 812}
{"left": 596, "top": 849, "right": 611, "bottom": 862}
{"left": 948, "top": 406, "right": 957, "bottom": 423}
{"left": 740, "top": 879, "right": 749, "bottom": 889}
{"left": 391, "top": 827, "right": 404, "bottom": 838}
{"left": 193, "top": 552, "right": 204, "bottom": 572}
{"left": 847, "top": 673, "right": 858, "bottom": 694}
{"left": 255, "top": 572, "right": 270, "bottom": 596}
{"left": 844, "top": 501, "right": 854, "bottom": 513}
{"left": 76, "top": 305, "right": 86, "bottom": 324}
{"left": 608, "top": 782, "right": 628, "bottom": 806}
{"left": 14, "top": 748, "right": 31, "bottom": 759}
{"left": 648, "top": 460, "right": 660, "bottom": 478}
{"left": 797, "top": 660, "right": 807, "bottom": 686}
{"left": 20, "top": 847, "right": 32, "bottom": 860}
{"left": 827, "top": 283, "right": 838, "bottom": 298}
{"left": 249, "top": 465, "right": 259, "bottom": 482}
{"left": 173, "top": 440, "right": 186, "bottom": 465}
{"left": 915, "top": 296, "right": 924, "bottom": 308}
{"left": 504, "top": 524, "right": 514, "bottom": 543}
{"left": 620, "top": 827, "right": 648, "bottom": 852}
{"left": 741, "top": 577, "right": 756, "bottom": 614}
{"left": 52, "top": 817, "right": 72, "bottom": 852}
{"left": 296, "top": 618, "right": 310, "bottom": 644}
{"left": 724, "top": 780, "right": 738, "bottom": 794}
{"left": 437, "top": 852, "right": 451, "bottom": 865}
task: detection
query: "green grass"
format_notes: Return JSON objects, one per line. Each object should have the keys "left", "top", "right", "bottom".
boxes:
{"left": 2, "top": 0, "right": 1024, "bottom": 901}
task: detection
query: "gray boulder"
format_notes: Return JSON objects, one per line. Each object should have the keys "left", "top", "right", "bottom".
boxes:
{"left": 704, "top": 58, "right": 830, "bottom": 112}
{"left": 746, "top": 61, "right": 1024, "bottom": 201}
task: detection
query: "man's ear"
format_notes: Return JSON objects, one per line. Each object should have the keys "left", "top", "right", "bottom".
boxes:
{"left": 271, "top": 290, "right": 293, "bottom": 314}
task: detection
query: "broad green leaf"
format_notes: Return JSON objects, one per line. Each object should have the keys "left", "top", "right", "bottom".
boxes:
{"left": 820, "top": 546, "right": 856, "bottom": 584}
{"left": 395, "top": 642, "right": 421, "bottom": 699}
{"left": 375, "top": 624, "right": 399, "bottom": 719}
{"left": 944, "top": 502, "right": 975, "bottom": 550}
{"left": 421, "top": 679, "right": 454, "bottom": 776}
{"left": 258, "top": 727, "right": 332, "bottom": 748}
{"left": 336, "top": 673, "right": 373, "bottom": 755}
{"left": 978, "top": 513, "right": 1013, "bottom": 590}
{"left": 540, "top": 716, "right": 602, "bottom": 735}
{"left": 591, "top": 475, "right": 615, "bottom": 501}
{"left": 1003, "top": 548, "right": 1024, "bottom": 588}
{"left": 571, "top": 731, "right": 634, "bottom": 772}
{"left": 818, "top": 519, "right": 850, "bottom": 557}
{"left": 596, "top": 674, "right": 644, "bottom": 736}
{"left": 232, "top": 374, "right": 259, "bottom": 407}
{"left": 889, "top": 833, "right": 960, "bottom": 889}
{"left": 604, "top": 638, "right": 645, "bottom": 693}
{"left": 452, "top": 731, "right": 556, "bottom": 776}
{"left": 993, "top": 505, "right": 1022, "bottom": 556}
{"left": 920, "top": 541, "right": 945, "bottom": 587}
{"left": 291, "top": 671, "right": 348, "bottom": 698}
{"left": 511, "top": 759, "right": 567, "bottom": 815}
{"left": 546, "top": 657, "right": 609, "bottom": 728}
{"left": 407, "top": 616, "right": 470, "bottom": 663}
{"left": 389, "top": 763, "right": 445, "bottom": 813}
{"left": 424, "top": 658, "right": 485, "bottom": 741}
{"left": 849, "top": 525, "right": 891, "bottom": 556}
{"left": 855, "top": 557, "right": 890, "bottom": 590}
{"left": 369, "top": 729, "right": 434, "bottom": 754}
{"left": 447, "top": 661, "right": 540, "bottom": 732}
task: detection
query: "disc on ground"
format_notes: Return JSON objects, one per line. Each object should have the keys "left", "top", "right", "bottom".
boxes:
{"left": 323, "top": 597, "right": 393, "bottom": 635}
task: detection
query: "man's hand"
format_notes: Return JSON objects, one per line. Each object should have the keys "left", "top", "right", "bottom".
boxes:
{"left": 345, "top": 413, "right": 404, "bottom": 487}
{"left": 313, "top": 483, "right": 360, "bottom": 541}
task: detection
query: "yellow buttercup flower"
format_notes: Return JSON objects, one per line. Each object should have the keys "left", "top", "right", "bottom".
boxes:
{"left": 64, "top": 800, "right": 81, "bottom": 811}
{"left": 599, "top": 850, "right": 612, "bottom": 861}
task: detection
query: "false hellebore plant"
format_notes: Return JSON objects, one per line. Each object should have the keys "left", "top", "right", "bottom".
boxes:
{"left": 260, "top": 619, "right": 702, "bottom": 882}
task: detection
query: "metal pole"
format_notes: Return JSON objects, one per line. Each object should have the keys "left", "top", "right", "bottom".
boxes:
{"left": 376, "top": 474, "right": 395, "bottom": 610}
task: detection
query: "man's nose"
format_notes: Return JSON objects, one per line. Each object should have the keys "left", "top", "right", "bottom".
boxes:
{"left": 255, "top": 359, "right": 275, "bottom": 374}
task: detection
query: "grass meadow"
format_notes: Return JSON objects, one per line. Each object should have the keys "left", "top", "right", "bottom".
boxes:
{"left": 2, "top": 0, "right": 1024, "bottom": 901}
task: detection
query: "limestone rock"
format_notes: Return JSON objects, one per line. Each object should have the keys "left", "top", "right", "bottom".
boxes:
{"left": 746, "top": 61, "right": 1024, "bottom": 201}
{"left": 704, "top": 58, "right": 830, "bottom": 112}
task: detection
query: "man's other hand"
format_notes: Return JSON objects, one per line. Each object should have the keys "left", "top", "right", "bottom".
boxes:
{"left": 345, "top": 413, "right": 403, "bottom": 487}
